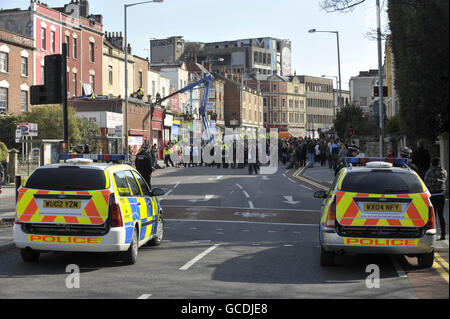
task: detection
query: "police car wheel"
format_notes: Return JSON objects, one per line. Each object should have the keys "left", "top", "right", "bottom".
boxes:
{"left": 21, "top": 248, "right": 40, "bottom": 263}
{"left": 417, "top": 250, "right": 434, "bottom": 268}
{"left": 320, "top": 246, "right": 334, "bottom": 267}
{"left": 122, "top": 227, "right": 138, "bottom": 265}
{"left": 149, "top": 217, "right": 164, "bottom": 246}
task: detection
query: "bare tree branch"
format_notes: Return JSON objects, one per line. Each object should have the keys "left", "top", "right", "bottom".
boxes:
{"left": 320, "top": 0, "right": 367, "bottom": 13}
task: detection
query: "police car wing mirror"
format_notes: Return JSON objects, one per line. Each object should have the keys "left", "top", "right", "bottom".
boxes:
{"left": 152, "top": 188, "right": 165, "bottom": 197}
{"left": 314, "top": 191, "right": 328, "bottom": 199}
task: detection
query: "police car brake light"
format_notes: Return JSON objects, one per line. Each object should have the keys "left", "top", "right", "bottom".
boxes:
{"left": 110, "top": 201, "right": 123, "bottom": 228}
{"left": 366, "top": 161, "right": 393, "bottom": 169}
{"left": 325, "top": 199, "right": 336, "bottom": 228}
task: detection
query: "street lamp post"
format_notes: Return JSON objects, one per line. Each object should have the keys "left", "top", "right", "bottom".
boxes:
{"left": 124, "top": 0, "right": 163, "bottom": 162}
{"left": 308, "top": 29, "right": 343, "bottom": 112}
{"left": 322, "top": 74, "right": 339, "bottom": 121}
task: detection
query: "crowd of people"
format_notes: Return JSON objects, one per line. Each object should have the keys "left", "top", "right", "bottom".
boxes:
{"left": 277, "top": 136, "right": 360, "bottom": 176}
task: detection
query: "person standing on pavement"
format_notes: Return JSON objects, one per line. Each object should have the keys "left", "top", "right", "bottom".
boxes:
{"left": 424, "top": 158, "right": 447, "bottom": 240}
{"left": 307, "top": 139, "right": 315, "bottom": 168}
{"left": 335, "top": 142, "right": 347, "bottom": 176}
{"left": 135, "top": 145, "right": 154, "bottom": 189}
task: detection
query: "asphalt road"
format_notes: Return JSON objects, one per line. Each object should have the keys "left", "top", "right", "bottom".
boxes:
{"left": 0, "top": 164, "right": 448, "bottom": 299}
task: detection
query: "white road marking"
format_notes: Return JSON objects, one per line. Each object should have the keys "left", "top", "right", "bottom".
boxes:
{"left": 236, "top": 183, "right": 243, "bottom": 190}
{"left": 288, "top": 178, "right": 296, "bottom": 184}
{"left": 248, "top": 201, "right": 254, "bottom": 209}
{"left": 268, "top": 230, "right": 277, "bottom": 233}
{"left": 137, "top": 294, "right": 152, "bottom": 299}
{"left": 242, "top": 191, "right": 250, "bottom": 198}
{"left": 283, "top": 196, "right": 300, "bottom": 205}
{"left": 179, "top": 244, "right": 222, "bottom": 271}
{"left": 299, "top": 184, "right": 313, "bottom": 191}
{"left": 173, "top": 182, "right": 180, "bottom": 189}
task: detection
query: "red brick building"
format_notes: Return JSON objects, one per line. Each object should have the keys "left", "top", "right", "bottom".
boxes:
{"left": 0, "top": 0, "right": 104, "bottom": 105}
{"left": 0, "top": 28, "right": 34, "bottom": 115}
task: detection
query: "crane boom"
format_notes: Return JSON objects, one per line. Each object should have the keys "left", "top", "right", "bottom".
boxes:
{"left": 155, "top": 74, "right": 214, "bottom": 141}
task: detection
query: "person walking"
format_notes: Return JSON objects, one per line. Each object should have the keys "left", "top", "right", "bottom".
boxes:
{"left": 164, "top": 144, "right": 174, "bottom": 168}
{"left": 335, "top": 142, "right": 347, "bottom": 176}
{"left": 135, "top": 145, "right": 154, "bottom": 189}
{"left": 424, "top": 158, "right": 447, "bottom": 240}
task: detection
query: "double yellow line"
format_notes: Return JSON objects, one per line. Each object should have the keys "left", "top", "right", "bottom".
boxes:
{"left": 433, "top": 252, "right": 449, "bottom": 283}
{"left": 292, "top": 166, "right": 330, "bottom": 191}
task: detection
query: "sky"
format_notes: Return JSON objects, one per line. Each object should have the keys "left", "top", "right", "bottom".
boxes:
{"left": 4, "top": 0, "right": 390, "bottom": 90}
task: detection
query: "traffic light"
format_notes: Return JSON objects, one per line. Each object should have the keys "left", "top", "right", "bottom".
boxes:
{"left": 30, "top": 54, "right": 64, "bottom": 105}
{"left": 373, "top": 86, "right": 388, "bottom": 97}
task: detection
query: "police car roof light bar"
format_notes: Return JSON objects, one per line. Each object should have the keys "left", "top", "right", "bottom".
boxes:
{"left": 57, "top": 154, "right": 127, "bottom": 163}
{"left": 344, "top": 157, "right": 408, "bottom": 166}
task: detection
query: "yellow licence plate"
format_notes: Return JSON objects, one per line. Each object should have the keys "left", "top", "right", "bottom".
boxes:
{"left": 363, "top": 203, "right": 402, "bottom": 212}
{"left": 43, "top": 200, "right": 81, "bottom": 209}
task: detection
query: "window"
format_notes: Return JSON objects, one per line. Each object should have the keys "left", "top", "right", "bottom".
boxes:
{"left": 263, "top": 98, "right": 267, "bottom": 107}
{"left": 139, "top": 71, "right": 143, "bottom": 88}
{"left": 72, "top": 73, "right": 77, "bottom": 96}
{"left": 26, "top": 168, "right": 107, "bottom": 191}
{"left": 0, "top": 87, "right": 7, "bottom": 113}
{"left": 108, "top": 66, "right": 113, "bottom": 85}
{"left": 360, "top": 97, "right": 367, "bottom": 106}
{"left": 89, "top": 42, "right": 95, "bottom": 62}
{"left": 0, "top": 52, "right": 8, "bottom": 72}
{"left": 152, "top": 81, "right": 156, "bottom": 97}
{"left": 124, "top": 170, "right": 141, "bottom": 196}
{"left": 41, "top": 27, "right": 46, "bottom": 50}
{"left": 41, "top": 65, "right": 45, "bottom": 84}
{"left": 21, "top": 57, "right": 28, "bottom": 76}
{"left": 114, "top": 171, "right": 131, "bottom": 196}
{"left": 273, "top": 97, "right": 278, "bottom": 107}
{"left": 132, "top": 171, "right": 150, "bottom": 195}
{"left": 21, "top": 90, "right": 28, "bottom": 112}
{"left": 73, "top": 38, "right": 77, "bottom": 59}
{"left": 282, "top": 113, "right": 286, "bottom": 123}
{"left": 51, "top": 31, "right": 55, "bottom": 53}
{"left": 65, "top": 35, "right": 70, "bottom": 57}
{"left": 340, "top": 171, "right": 424, "bottom": 194}
{"left": 89, "top": 74, "right": 95, "bottom": 92}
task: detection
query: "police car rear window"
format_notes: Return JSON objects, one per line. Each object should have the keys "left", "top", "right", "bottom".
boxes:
{"left": 340, "top": 170, "right": 424, "bottom": 194}
{"left": 25, "top": 167, "right": 106, "bottom": 191}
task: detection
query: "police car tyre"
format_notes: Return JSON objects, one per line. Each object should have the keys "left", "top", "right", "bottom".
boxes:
{"left": 122, "top": 227, "right": 138, "bottom": 265}
{"left": 320, "top": 246, "right": 334, "bottom": 266}
{"left": 148, "top": 217, "right": 164, "bottom": 246}
{"left": 417, "top": 250, "right": 434, "bottom": 268}
{"left": 21, "top": 248, "right": 40, "bottom": 263}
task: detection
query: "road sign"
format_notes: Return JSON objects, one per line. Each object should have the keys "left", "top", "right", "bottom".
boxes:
{"left": 16, "top": 123, "right": 38, "bottom": 137}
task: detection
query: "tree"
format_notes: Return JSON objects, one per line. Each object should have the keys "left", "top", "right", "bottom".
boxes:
{"left": 320, "top": 0, "right": 366, "bottom": 12}
{"left": 334, "top": 104, "right": 378, "bottom": 138}
{"left": 77, "top": 117, "right": 102, "bottom": 153}
{"left": 0, "top": 114, "right": 21, "bottom": 149}
{"left": 20, "top": 105, "right": 81, "bottom": 147}
{"left": 388, "top": 0, "right": 449, "bottom": 141}
{"left": 0, "top": 141, "right": 7, "bottom": 163}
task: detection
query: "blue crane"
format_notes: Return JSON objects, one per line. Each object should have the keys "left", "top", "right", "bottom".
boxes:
{"left": 155, "top": 74, "right": 215, "bottom": 141}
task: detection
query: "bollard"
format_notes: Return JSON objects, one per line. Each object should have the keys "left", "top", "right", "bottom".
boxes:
{"left": 15, "top": 175, "right": 21, "bottom": 203}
